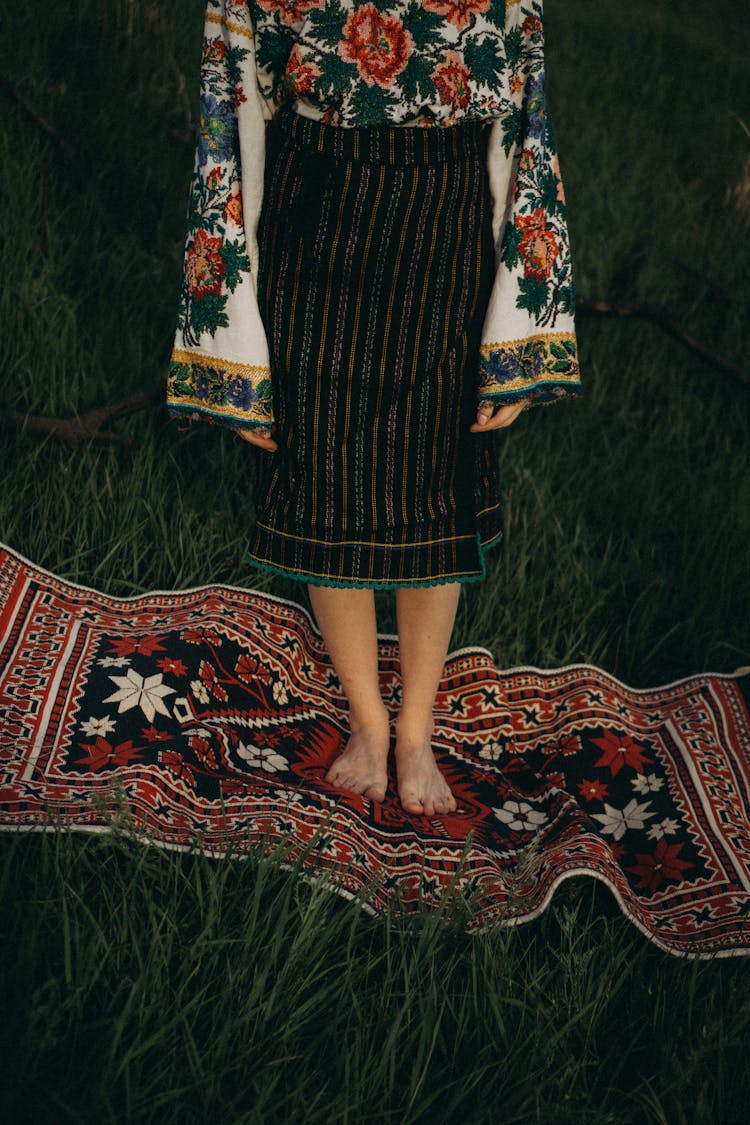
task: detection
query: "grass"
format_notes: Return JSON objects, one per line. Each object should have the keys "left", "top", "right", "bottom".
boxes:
{"left": 0, "top": 0, "right": 749, "bottom": 1120}
{"left": 2, "top": 828, "right": 749, "bottom": 1124}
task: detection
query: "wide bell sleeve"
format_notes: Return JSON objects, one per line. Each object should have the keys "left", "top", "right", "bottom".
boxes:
{"left": 478, "top": 6, "right": 582, "bottom": 411}
{"left": 166, "top": 0, "right": 275, "bottom": 432}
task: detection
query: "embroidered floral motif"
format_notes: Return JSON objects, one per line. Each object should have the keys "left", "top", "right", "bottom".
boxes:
{"left": 432, "top": 51, "right": 472, "bottom": 113}
{"left": 185, "top": 228, "right": 227, "bottom": 301}
{"left": 424, "top": 0, "right": 492, "bottom": 33}
{"left": 176, "top": 35, "right": 253, "bottom": 346}
{"left": 167, "top": 351, "right": 274, "bottom": 425}
{"left": 338, "top": 5, "right": 414, "bottom": 90}
{"left": 167, "top": 3, "right": 274, "bottom": 430}
{"left": 250, "top": 0, "right": 521, "bottom": 127}
{"left": 168, "top": 1, "right": 582, "bottom": 431}
{"left": 499, "top": 138, "right": 575, "bottom": 327}
{"left": 478, "top": 333, "right": 580, "bottom": 405}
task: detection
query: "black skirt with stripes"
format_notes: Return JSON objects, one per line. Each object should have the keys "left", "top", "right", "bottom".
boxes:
{"left": 246, "top": 102, "right": 504, "bottom": 589}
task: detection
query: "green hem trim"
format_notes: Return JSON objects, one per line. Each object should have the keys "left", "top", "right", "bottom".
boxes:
{"left": 243, "top": 530, "right": 503, "bottom": 590}
{"left": 167, "top": 403, "right": 273, "bottom": 430}
{"left": 478, "top": 381, "right": 583, "bottom": 406}
{"left": 479, "top": 528, "right": 504, "bottom": 554}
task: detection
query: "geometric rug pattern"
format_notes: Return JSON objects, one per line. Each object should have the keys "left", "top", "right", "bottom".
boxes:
{"left": 1, "top": 542, "right": 749, "bottom": 957}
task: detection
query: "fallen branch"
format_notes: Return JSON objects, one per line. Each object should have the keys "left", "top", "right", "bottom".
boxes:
{"left": 1, "top": 297, "right": 746, "bottom": 452}
{"left": 0, "top": 387, "right": 164, "bottom": 452}
{"left": 576, "top": 295, "right": 749, "bottom": 385}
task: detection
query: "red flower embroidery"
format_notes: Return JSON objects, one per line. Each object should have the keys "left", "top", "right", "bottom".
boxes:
{"left": 182, "top": 626, "right": 220, "bottom": 645}
{"left": 516, "top": 208, "right": 559, "bottom": 281}
{"left": 431, "top": 51, "right": 472, "bottom": 113}
{"left": 207, "top": 167, "right": 223, "bottom": 191}
{"left": 156, "top": 657, "right": 187, "bottom": 677}
{"left": 522, "top": 16, "right": 543, "bottom": 38}
{"left": 285, "top": 43, "right": 321, "bottom": 97}
{"left": 338, "top": 5, "right": 414, "bottom": 90}
{"left": 578, "top": 778, "right": 607, "bottom": 801}
{"left": 198, "top": 659, "right": 228, "bottom": 703}
{"left": 540, "top": 733, "right": 580, "bottom": 757}
{"left": 141, "top": 724, "right": 172, "bottom": 743}
{"left": 519, "top": 147, "right": 535, "bottom": 172}
{"left": 424, "top": 0, "right": 491, "bottom": 31}
{"left": 591, "top": 728, "right": 651, "bottom": 777}
{"left": 224, "top": 191, "right": 243, "bottom": 226}
{"left": 78, "top": 736, "right": 144, "bottom": 771}
{"left": 186, "top": 229, "right": 226, "bottom": 299}
{"left": 257, "top": 0, "right": 325, "bottom": 26}
{"left": 627, "top": 838, "right": 693, "bottom": 894}
{"left": 160, "top": 749, "right": 196, "bottom": 788}
{"left": 204, "top": 37, "right": 227, "bottom": 64}
{"left": 559, "top": 733, "right": 581, "bottom": 757}
{"left": 106, "top": 635, "right": 167, "bottom": 658}
{"left": 236, "top": 652, "right": 272, "bottom": 683}
{"left": 189, "top": 734, "right": 223, "bottom": 773}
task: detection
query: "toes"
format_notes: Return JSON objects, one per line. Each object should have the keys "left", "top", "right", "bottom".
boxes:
{"left": 399, "top": 786, "right": 458, "bottom": 817}
{"left": 328, "top": 768, "right": 387, "bottom": 799}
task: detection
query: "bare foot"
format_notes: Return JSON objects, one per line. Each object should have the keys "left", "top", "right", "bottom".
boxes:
{"left": 394, "top": 718, "right": 457, "bottom": 817}
{"left": 326, "top": 710, "right": 391, "bottom": 802}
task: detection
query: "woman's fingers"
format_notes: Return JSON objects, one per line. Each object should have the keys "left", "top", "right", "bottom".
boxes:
{"left": 469, "top": 398, "right": 529, "bottom": 432}
{"left": 233, "top": 426, "right": 278, "bottom": 452}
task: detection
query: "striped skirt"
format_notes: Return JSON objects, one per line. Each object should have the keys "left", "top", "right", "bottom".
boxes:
{"left": 246, "top": 102, "right": 504, "bottom": 589}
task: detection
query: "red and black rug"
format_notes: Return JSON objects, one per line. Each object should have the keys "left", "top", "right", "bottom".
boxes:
{"left": 1, "top": 541, "right": 749, "bottom": 957}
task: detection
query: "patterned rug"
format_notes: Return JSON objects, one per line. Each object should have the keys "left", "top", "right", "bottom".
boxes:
{"left": 1, "top": 541, "right": 749, "bottom": 958}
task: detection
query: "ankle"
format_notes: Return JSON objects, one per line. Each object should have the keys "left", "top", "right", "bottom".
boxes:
{"left": 394, "top": 712, "right": 434, "bottom": 746}
{"left": 348, "top": 701, "right": 390, "bottom": 733}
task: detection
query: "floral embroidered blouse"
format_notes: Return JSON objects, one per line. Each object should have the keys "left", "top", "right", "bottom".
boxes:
{"left": 166, "top": 0, "right": 582, "bottom": 432}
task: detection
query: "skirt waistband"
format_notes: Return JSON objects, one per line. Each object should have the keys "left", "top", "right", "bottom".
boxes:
{"left": 270, "top": 100, "right": 492, "bottom": 165}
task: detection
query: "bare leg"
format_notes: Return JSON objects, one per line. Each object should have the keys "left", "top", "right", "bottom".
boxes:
{"left": 394, "top": 584, "right": 461, "bottom": 816}
{"left": 307, "top": 585, "right": 390, "bottom": 801}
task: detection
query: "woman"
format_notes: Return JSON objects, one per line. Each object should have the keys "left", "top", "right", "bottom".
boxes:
{"left": 166, "top": 0, "right": 582, "bottom": 816}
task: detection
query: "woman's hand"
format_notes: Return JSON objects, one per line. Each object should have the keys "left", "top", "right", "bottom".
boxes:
{"left": 233, "top": 425, "right": 278, "bottom": 452}
{"left": 469, "top": 398, "right": 529, "bottom": 433}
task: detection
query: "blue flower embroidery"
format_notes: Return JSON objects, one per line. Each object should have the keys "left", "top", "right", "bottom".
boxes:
{"left": 197, "top": 94, "right": 237, "bottom": 167}
{"left": 486, "top": 348, "right": 521, "bottom": 384}
{"left": 525, "top": 73, "right": 546, "bottom": 142}
{"left": 227, "top": 376, "right": 260, "bottom": 410}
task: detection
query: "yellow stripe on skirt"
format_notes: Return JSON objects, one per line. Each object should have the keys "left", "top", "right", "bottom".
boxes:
{"left": 246, "top": 102, "right": 504, "bottom": 589}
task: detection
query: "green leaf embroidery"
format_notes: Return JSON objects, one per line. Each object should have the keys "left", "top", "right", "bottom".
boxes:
{"left": 516, "top": 276, "right": 549, "bottom": 318}
{"left": 190, "top": 293, "right": 229, "bottom": 339}
{"left": 463, "top": 37, "right": 506, "bottom": 93}
{"left": 222, "top": 240, "right": 250, "bottom": 292}
{"left": 400, "top": 3, "right": 445, "bottom": 53}
{"left": 501, "top": 221, "right": 522, "bottom": 270}
{"left": 504, "top": 26, "right": 523, "bottom": 69}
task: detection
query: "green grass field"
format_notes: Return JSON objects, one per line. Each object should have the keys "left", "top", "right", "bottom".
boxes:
{"left": 1, "top": 1, "right": 749, "bottom": 1121}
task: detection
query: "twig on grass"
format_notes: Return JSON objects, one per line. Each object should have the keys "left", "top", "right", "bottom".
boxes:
{"left": 1, "top": 296, "right": 747, "bottom": 452}
{"left": 576, "top": 295, "right": 749, "bottom": 385}
{"left": 0, "top": 387, "right": 164, "bottom": 452}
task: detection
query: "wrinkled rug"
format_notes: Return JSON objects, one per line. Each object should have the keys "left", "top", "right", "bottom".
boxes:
{"left": 1, "top": 541, "right": 749, "bottom": 958}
